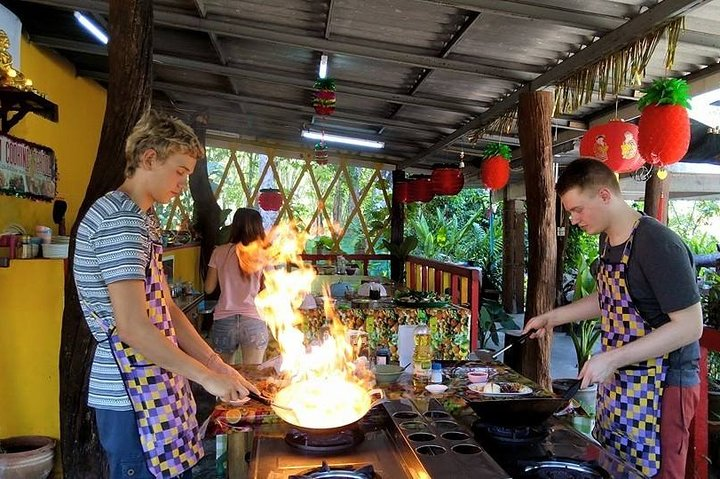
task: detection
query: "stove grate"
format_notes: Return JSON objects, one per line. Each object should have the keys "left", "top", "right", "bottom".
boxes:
{"left": 289, "top": 461, "right": 378, "bottom": 479}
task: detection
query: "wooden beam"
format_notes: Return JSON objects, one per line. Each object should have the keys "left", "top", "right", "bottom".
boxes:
{"left": 419, "top": 0, "right": 627, "bottom": 31}
{"left": 384, "top": 12, "right": 482, "bottom": 130}
{"left": 422, "top": 1, "right": 720, "bottom": 49}
{"left": 25, "top": 0, "right": 535, "bottom": 82}
{"left": 518, "top": 90, "right": 556, "bottom": 391}
{"left": 324, "top": 0, "right": 335, "bottom": 40}
{"left": 35, "top": 35, "right": 490, "bottom": 115}
{"left": 403, "top": 0, "right": 713, "bottom": 167}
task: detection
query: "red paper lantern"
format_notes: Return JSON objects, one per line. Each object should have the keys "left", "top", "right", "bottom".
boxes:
{"left": 638, "top": 104, "right": 690, "bottom": 167}
{"left": 313, "top": 78, "right": 336, "bottom": 116}
{"left": 480, "top": 156, "right": 510, "bottom": 190}
{"left": 406, "top": 176, "right": 435, "bottom": 203}
{"left": 431, "top": 166, "right": 464, "bottom": 196}
{"left": 394, "top": 180, "right": 409, "bottom": 203}
{"left": 258, "top": 188, "right": 283, "bottom": 211}
{"left": 579, "top": 119, "right": 644, "bottom": 173}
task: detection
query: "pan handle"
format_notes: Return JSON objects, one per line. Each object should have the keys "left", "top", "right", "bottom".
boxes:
{"left": 561, "top": 379, "right": 583, "bottom": 401}
{"left": 491, "top": 328, "right": 536, "bottom": 359}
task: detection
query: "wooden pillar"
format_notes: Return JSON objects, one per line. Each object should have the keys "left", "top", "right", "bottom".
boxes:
{"left": 59, "top": 0, "right": 153, "bottom": 476}
{"left": 517, "top": 90, "right": 556, "bottom": 391}
{"left": 643, "top": 171, "right": 671, "bottom": 224}
{"left": 189, "top": 112, "right": 222, "bottom": 280}
{"left": 555, "top": 199, "right": 571, "bottom": 306}
{"left": 501, "top": 196, "right": 525, "bottom": 314}
{"left": 390, "top": 170, "right": 406, "bottom": 283}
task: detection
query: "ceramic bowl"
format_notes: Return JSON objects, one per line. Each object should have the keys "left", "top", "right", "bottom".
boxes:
{"left": 425, "top": 384, "right": 448, "bottom": 394}
{"left": 467, "top": 371, "right": 489, "bottom": 383}
{"left": 374, "top": 364, "right": 404, "bottom": 383}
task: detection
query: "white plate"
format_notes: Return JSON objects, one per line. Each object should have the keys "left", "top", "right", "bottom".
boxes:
{"left": 467, "top": 382, "right": 533, "bottom": 396}
{"left": 425, "top": 384, "right": 448, "bottom": 394}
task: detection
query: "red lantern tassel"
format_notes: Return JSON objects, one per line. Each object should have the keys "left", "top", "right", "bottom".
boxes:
{"left": 656, "top": 192, "right": 665, "bottom": 223}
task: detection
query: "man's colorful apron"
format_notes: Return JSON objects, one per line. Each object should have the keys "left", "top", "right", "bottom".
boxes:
{"left": 89, "top": 241, "right": 203, "bottom": 478}
{"left": 594, "top": 219, "right": 667, "bottom": 477}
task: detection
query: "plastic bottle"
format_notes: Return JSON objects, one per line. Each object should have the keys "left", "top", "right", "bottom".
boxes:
{"left": 376, "top": 345, "right": 390, "bottom": 366}
{"left": 430, "top": 361, "right": 443, "bottom": 384}
{"left": 413, "top": 323, "right": 432, "bottom": 380}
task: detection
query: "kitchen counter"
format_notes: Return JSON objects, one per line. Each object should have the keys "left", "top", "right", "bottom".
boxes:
{"left": 211, "top": 362, "right": 644, "bottom": 479}
{"left": 173, "top": 292, "right": 203, "bottom": 313}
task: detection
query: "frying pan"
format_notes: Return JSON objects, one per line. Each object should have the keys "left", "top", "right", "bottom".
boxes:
{"left": 465, "top": 379, "right": 582, "bottom": 427}
{"left": 269, "top": 381, "right": 387, "bottom": 432}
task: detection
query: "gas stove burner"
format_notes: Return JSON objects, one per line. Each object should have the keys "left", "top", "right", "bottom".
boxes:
{"left": 285, "top": 428, "right": 365, "bottom": 454}
{"left": 519, "top": 459, "right": 611, "bottom": 479}
{"left": 472, "top": 420, "right": 548, "bottom": 445}
{"left": 289, "top": 461, "right": 378, "bottom": 479}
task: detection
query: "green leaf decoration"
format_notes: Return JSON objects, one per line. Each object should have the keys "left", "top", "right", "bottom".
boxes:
{"left": 313, "top": 77, "right": 336, "bottom": 91}
{"left": 637, "top": 77, "right": 691, "bottom": 110}
{"left": 482, "top": 142, "right": 511, "bottom": 160}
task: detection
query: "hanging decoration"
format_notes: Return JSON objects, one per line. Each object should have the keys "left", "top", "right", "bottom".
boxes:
{"left": 554, "top": 17, "right": 684, "bottom": 114}
{"left": 406, "top": 175, "right": 434, "bottom": 203}
{"left": 480, "top": 143, "right": 511, "bottom": 190}
{"left": 637, "top": 77, "right": 691, "bottom": 171}
{"left": 258, "top": 188, "right": 283, "bottom": 211}
{"left": 312, "top": 78, "right": 336, "bottom": 116}
{"left": 313, "top": 141, "right": 329, "bottom": 164}
{"left": 431, "top": 164, "right": 464, "bottom": 196}
{"left": 579, "top": 119, "right": 644, "bottom": 173}
{"left": 394, "top": 179, "right": 409, "bottom": 204}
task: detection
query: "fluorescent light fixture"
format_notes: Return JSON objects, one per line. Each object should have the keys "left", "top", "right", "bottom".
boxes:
{"left": 318, "top": 54, "right": 328, "bottom": 79}
{"left": 302, "top": 130, "right": 384, "bottom": 149}
{"left": 74, "top": 11, "right": 108, "bottom": 45}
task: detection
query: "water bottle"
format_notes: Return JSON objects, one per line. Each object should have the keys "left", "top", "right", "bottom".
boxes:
{"left": 430, "top": 361, "right": 443, "bottom": 384}
{"left": 376, "top": 345, "right": 390, "bottom": 366}
{"left": 413, "top": 324, "right": 432, "bottom": 380}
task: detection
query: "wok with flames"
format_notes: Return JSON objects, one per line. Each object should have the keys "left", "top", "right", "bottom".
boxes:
{"left": 272, "top": 381, "right": 385, "bottom": 431}
{"left": 237, "top": 223, "right": 383, "bottom": 432}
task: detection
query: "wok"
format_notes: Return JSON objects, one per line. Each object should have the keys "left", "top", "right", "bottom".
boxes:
{"left": 268, "top": 381, "right": 386, "bottom": 432}
{"left": 466, "top": 379, "right": 582, "bottom": 427}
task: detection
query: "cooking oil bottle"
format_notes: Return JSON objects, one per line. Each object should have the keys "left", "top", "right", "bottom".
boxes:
{"left": 413, "top": 323, "right": 432, "bottom": 381}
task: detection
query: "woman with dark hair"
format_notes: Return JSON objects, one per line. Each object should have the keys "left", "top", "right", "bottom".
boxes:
{"left": 205, "top": 208, "right": 270, "bottom": 364}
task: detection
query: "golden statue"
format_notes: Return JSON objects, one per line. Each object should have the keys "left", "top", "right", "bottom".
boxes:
{"left": 0, "top": 29, "right": 35, "bottom": 91}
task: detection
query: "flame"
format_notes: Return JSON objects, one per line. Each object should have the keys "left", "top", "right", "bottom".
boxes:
{"left": 238, "top": 223, "right": 374, "bottom": 429}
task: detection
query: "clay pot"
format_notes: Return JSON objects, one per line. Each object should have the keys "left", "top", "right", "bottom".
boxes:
{"left": 0, "top": 436, "right": 55, "bottom": 479}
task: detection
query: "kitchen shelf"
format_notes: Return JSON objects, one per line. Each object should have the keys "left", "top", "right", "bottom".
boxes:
{"left": 0, "top": 86, "right": 58, "bottom": 133}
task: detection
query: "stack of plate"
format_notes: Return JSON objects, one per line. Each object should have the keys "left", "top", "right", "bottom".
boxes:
{"left": 42, "top": 243, "right": 69, "bottom": 259}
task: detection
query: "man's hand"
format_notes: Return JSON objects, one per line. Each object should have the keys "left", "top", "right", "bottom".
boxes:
{"left": 206, "top": 353, "right": 261, "bottom": 396}
{"left": 523, "top": 313, "right": 554, "bottom": 339}
{"left": 578, "top": 350, "right": 619, "bottom": 389}
{"left": 199, "top": 370, "right": 250, "bottom": 402}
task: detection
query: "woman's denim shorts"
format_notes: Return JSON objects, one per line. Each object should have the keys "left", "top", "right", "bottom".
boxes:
{"left": 211, "top": 315, "right": 269, "bottom": 354}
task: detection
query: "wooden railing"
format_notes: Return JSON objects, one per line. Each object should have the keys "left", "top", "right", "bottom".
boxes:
{"left": 691, "top": 327, "right": 718, "bottom": 479}
{"left": 300, "top": 253, "right": 482, "bottom": 349}
{"left": 406, "top": 255, "right": 482, "bottom": 349}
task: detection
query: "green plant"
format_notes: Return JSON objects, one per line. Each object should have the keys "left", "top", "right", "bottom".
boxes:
{"left": 568, "top": 254, "right": 601, "bottom": 372}
{"left": 478, "top": 298, "right": 518, "bottom": 350}
{"left": 381, "top": 236, "right": 418, "bottom": 283}
{"left": 709, "top": 350, "right": 720, "bottom": 392}
{"left": 704, "top": 270, "right": 720, "bottom": 329}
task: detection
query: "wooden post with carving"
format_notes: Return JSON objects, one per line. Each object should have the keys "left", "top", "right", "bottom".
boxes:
{"left": 518, "top": 90, "right": 556, "bottom": 390}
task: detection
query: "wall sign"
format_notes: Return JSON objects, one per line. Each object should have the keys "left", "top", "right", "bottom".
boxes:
{"left": 0, "top": 133, "right": 56, "bottom": 201}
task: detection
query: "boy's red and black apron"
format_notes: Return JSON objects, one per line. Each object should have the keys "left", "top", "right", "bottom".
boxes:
{"left": 594, "top": 219, "right": 667, "bottom": 477}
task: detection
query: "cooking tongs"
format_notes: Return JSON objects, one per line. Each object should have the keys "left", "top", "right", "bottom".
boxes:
{"left": 488, "top": 328, "right": 536, "bottom": 359}
{"left": 247, "top": 391, "right": 293, "bottom": 411}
